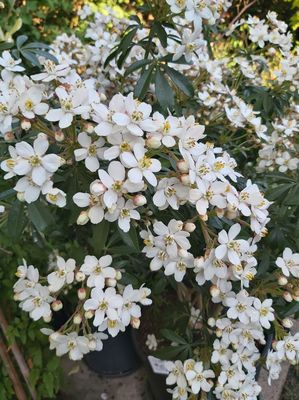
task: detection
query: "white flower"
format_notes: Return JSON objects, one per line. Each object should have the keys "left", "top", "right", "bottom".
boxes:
{"left": 105, "top": 198, "right": 140, "bottom": 232}
{"left": 45, "top": 187, "right": 67, "bottom": 207}
{"left": 173, "top": 30, "right": 205, "bottom": 62}
{"left": 226, "top": 290, "right": 258, "bottom": 324}
{"left": 189, "top": 180, "right": 227, "bottom": 216}
{"left": 80, "top": 255, "right": 115, "bottom": 288}
{"left": 74, "top": 132, "right": 105, "bottom": 172}
{"left": 0, "top": 51, "right": 24, "bottom": 72}
{"left": 153, "top": 177, "right": 189, "bottom": 210}
{"left": 185, "top": 361, "right": 215, "bottom": 394}
{"left": 120, "top": 284, "right": 141, "bottom": 326}
{"left": 54, "top": 332, "right": 90, "bottom": 360}
{"left": 149, "top": 112, "right": 180, "bottom": 148}
{"left": 111, "top": 92, "right": 156, "bottom": 136}
{"left": 98, "top": 317, "right": 125, "bottom": 337}
{"left": 121, "top": 143, "right": 161, "bottom": 186}
{"left": 165, "top": 360, "right": 187, "bottom": 388}
{"left": 276, "top": 248, "right": 299, "bottom": 278}
{"left": 276, "top": 335, "right": 299, "bottom": 362}
{"left": 14, "top": 176, "right": 51, "bottom": 203}
{"left": 84, "top": 286, "right": 123, "bottom": 327}
{"left": 18, "top": 87, "right": 49, "bottom": 119}
{"left": 31, "top": 59, "right": 70, "bottom": 82}
{"left": 215, "top": 224, "right": 249, "bottom": 265}
{"left": 20, "top": 284, "right": 53, "bottom": 321}
{"left": 47, "top": 257, "right": 76, "bottom": 292}
{"left": 13, "top": 134, "right": 62, "bottom": 186}
{"left": 164, "top": 256, "right": 194, "bottom": 282}
{"left": 46, "top": 86, "right": 90, "bottom": 128}
{"left": 73, "top": 181, "right": 106, "bottom": 224}
{"left": 98, "top": 161, "right": 128, "bottom": 208}
{"left": 166, "top": 0, "right": 187, "bottom": 14}
{"left": 146, "top": 334, "right": 158, "bottom": 351}
{"left": 253, "top": 298, "right": 275, "bottom": 329}
{"left": 211, "top": 339, "right": 233, "bottom": 366}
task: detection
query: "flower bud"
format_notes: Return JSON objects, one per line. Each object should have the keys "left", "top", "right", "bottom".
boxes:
{"left": 73, "top": 314, "right": 82, "bottom": 325}
{"left": 43, "top": 313, "right": 52, "bottom": 323}
{"left": 77, "top": 288, "right": 86, "bottom": 300}
{"left": 226, "top": 210, "right": 238, "bottom": 220}
{"left": 278, "top": 276, "right": 288, "bottom": 286}
{"left": 55, "top": 130, "right": 65, "bottom": 142}
{"left": 207, "top": 317, "right": 216, "bottom": 327}
{"left": 292, "top": 295, "right": 299, "bottom": 302}
{"left": 215, "top": 207, "right": 225, "bottom": 218}
{"left": 84, "top": 310, "right": 94, "bottom": 319}
{"left": 77, "top": 211, "right": 89, "bottom": 225}
{"left": 106, "top": 278, "right": 117, "bottom": 287}
{"left": 76, "top": 271, "right": 86, "bottom": 282}
{"left": 100, "top": 93, "right": 107, "bottom": 102}
{"left": 180, "top": 173, "right": 190, "bottom": 185}
{"left": 17, "top": 192, "right": 25, "bottom": 202}
{"left": 293, "top": 288, "right": 299, "bottom": 297}
{"left": 84, "top": 123, "right": 94, "bottom": 134}
{"left": 177, "top": 160, "right": 189, "bottom": 173}
{"left": 194, "top": 256, "right": 204, "bottom": 268}
{"left": 178, "top": 248, "right": 189, "bottom": 258}
{"left": 131, "top": 317, "right": 140, "bottom": 329}
{"left": 4, "top": 132, "right": 15, "bottom": 142}
{"left": 210, "top": 285, "right": 220, "bottom": 298}
{"left": 184, "top": 222, "right": 196, "bottom": 233}
{"left": 90, "top": 181, "right": 106, "bottom": 195}
{"left": 13, "top": 293, "right": 21, "bottom": 301}
{"left": 282, "top": 318, "right": 293, "bottom": 329}
{"left": 21, "top": 120, "right": 31, "bottom": 130}
{"left": 115, "top": 271, "right": 122, "bottom": 280}
{"left": 283, "top": 291, "right": 293, "bottom": 302}
{"left": 51, "top": 300, "right": 63, "bottom": 311}
{"left": 199, "top": 213, "right": 208, "bottom": 221}
{"left": 133, "top": 194, "right": 147, "bottom": 206}
{"left": 215, "top": 328, "right": 222, "bottom": 338}
{"left": 272, "top": 340, "right": 277, "bottom": 350}
{"left": 88, "top": 339, "right": 97, "bottom": 351}
{"left": 146, "top": 135, "right": 161, "bottom": 149}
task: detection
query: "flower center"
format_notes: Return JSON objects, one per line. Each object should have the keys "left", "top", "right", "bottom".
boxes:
{"left": 94, "top": 265, "right": 103, "bottom": 275}
{"left": 131, "top": 110, "right": 143, "bottom": 122}
{"left": 29, "top": 155, "right": 41, "bottom": 167}
{"left": 138, "top": 155, "right": 152, "bottom": 169}
{"left": 33, "top": 296, "right": 42, "bottom": 307}
{"left": 165, "top": 187, "right": 176, "bottom": 197}
{"left": 108, "top": 319, "right": 117, "bottom": 328}
{"left": 236, "top": 303, "right": 246, "bottom": 313}
{"left": 61, "top": 99, "right": 73, "bottom": 111}
{"left": 260, "top": 307, "right": 269, "bottom": 316}
{"left": 88, "top": 144, "right": 97, "bottom": 156}
{"left": 25, "top": 99, "right": 34, "bottom": 111}
{"left": 162, "top": 121, "right": 171, "bottom": 134}
{"left": 120, "top": 142, "right": 131, "bottom": 152}
{"left": 48, "top": 194, "right": 58, "bottom": 202}
{"left": 214, "top": 161, "right": 225, "bottom": 171}
{"left": 120, "top": 209, "right": 130, "bottom": 218}
{"left": 0, "top": 102, "right": 8, "bottom": 113}
{"left": 164, "top": 234, "right": 174, "bottom": 245}
{"left": 228, "top": 241, "right": 240, "bottom": 252}
{"left": 112, "top": 181, "right": 123, "bottom": 192}
{"left": 6, "top": 159, "right": 15, "bottom": 168}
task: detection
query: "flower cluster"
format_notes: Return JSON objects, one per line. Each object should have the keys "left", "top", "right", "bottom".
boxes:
{"left": 13, "top": 255, "right": 152, "bottom": 360}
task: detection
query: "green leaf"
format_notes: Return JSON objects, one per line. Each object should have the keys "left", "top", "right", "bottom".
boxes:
{"left": 43, "top": 372, "right": 54, "bottom": 397}
{"left": 154, "top": 345, "right": 188, "bottom": 360}
{"left": 152, "top": 21, "right": 168, "bottom": 48}
{"left": 0, "top": 42, "right": 14, "bottom": 52}
{"left": 88, "top": 220, "right": 110, "bottom": 257}
{"left": 119, "top": 26, "right": 138, "bottom": 52}
{"left": 16, "top": 35, "right": 28, "bottom": 49}
{"left": 19, "top": 49, "right": 40, "bottom": 66}
{"left": 124, "top": 59, "right": 152, "bottom": 76}
{"left": 118, "top": 225, "right": 140, "bottom": 252}
{"left": 160, "top": 329, "right": 187, "bottom": 344}
{"left": 27, "top": 201, "right": 54, "bottom": 232}
{"left": 134, "top": 64, "right": 155, "bottom": 99}
{"left": 0, "top": 189, "right": 15, "bottom": 200}
{"left": 23, "top": 42, "right": 51, "bottom": 50}
{"left": 165, "top": 66, "right": 194, "bottom": 97}
{"left": 7, "top": 200, "right": 25, "bottom": 239}
{"left": 155, "top": 69, "right": 174, "bottom": 109}
{"left": 104, "top": 47, "right": 119, "bottom": 69}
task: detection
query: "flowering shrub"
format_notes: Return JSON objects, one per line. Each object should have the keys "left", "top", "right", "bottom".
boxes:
{"left": 0, "top": 1, "right": 299, "bottom": 399}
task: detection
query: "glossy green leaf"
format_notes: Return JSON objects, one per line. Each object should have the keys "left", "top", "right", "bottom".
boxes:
{"left": 155, "top": 69, "right": 174, "bottom": 109}
{"left": 165, "top": 66, "right": 194, "bottom": 97}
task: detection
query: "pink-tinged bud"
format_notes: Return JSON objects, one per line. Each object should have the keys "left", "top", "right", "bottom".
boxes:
{"left": 115, "top": 271, "right": 122, "bottom": 280}
{"left": 210, "top": 285, "right": 220, "bottom": 297}
{"left": 282, "top": 318, "right": 293, "bottom": 329}
{"left": 133, "top": 194, "right": 147, "bottom": 206}
{"left": 292, "top": 295, "right": 299, "bottom": 302}
{"left": 184, "top": 222, "right": 196, "bottom": 233}
{"left": 207, "top": 317, "right": 216, "bottom": 327}
{"left": 84, "top": 310, "right": 94, "bottom": 319}
{"left": 215, "top": 208, "right": 225, "bottom": 218}
{"left": 77, "top": 288, "right": 86, "bottom": 300}
{"left": 73, "top": 314, "right": 82, "bottom": 325}
{"left": 199, "top": 213, "right": 208, "bottom": 222}
{"left": 180, "top": 174, "right": 190, "bottom": 185}
{"left": 272, "top": 340, "right": 277, "bottom": 350}
{"left": 77, "top": 211, "right": 89, "bottom": 225}
{"left": 194, "top": 256, "right": 204, "bottom": 268}
{"left": 21, "top": 120, "right": 31, "bottom": 130}
{"left": 146, "top": 135, "right": 161, "bottom": 149}
{"left": 106, "top": 278, "right": 117, "bottom": 287}
{"left": 84, "top": 123, "right": 94, "bottom": 134}
{"left": 226, "top": 211, "right": 238, "bottom": 220}
{"left": 131, "top": 317, "right": 140, "bottom": 329}
{"left": 4, "top": 132, "right": 15, "bottom": 141}
{"left": 17, "top": 192, "right": 25, "bottom": 202}
{"left": 43, "top": 313, "right": 52, "bottom": 323}
{"left": 100, "top": 93, "right": 107, "bottom": 102}
{"left": 177, "top": 160, "right": 189, "bottom": 173}
{"left": 55, "top": 130, "right": 64, "bottom": 142}
{"left": 76, "top": 271, "right": 86, "bottom": 282}
{"left": 52, "top": 300, "right": 63, "bottom": 311}
{"left": 88, "top": 339, "right": 97, "bottom": 351}
{"left": 90, "top": 181, "right": 106, "bottom": 195}
{"left": 278, "top": 276, "right": 288, "bottom": 286}
{"left": 283, "top": 291, "right": 293, "bottom": 302}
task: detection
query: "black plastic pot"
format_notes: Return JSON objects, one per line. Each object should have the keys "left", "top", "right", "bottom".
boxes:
{"left": 84, "top": 326, "right": 141, "bottom": 377}
{"left": 132, "top": 330, "right": 171, "bottom": 400}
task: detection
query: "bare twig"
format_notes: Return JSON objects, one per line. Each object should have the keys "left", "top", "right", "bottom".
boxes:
{"left": 0, "top": 308, "right": 37, "bottom": 400}
{"left": 0, "top": 336, "right": 27, "bottom": 400}
{"left": 229, "top": 0, "right": 257, "bottom": 28}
